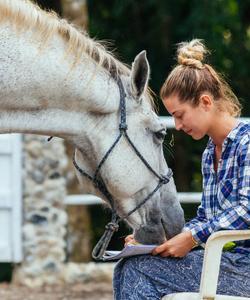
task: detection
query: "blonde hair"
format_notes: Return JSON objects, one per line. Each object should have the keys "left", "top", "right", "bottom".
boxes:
{"left": 160, "top": 39, "right": 242, "bottom": 117}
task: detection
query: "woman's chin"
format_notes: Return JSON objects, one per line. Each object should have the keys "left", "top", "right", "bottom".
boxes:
{"left": 190, "top": 132, "right": 205, "bottom": 140}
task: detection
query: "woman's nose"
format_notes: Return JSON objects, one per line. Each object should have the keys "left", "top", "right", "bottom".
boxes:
{"left": 175, "top": 119, "right": 183, "bottom": 131}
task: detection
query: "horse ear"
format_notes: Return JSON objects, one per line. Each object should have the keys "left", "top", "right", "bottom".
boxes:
{"left": 130, "top": 50, "right": 150, "bottom": 100}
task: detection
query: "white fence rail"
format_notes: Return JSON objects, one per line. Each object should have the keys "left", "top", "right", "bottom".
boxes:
{"left": 65, "top": 193, "right": 203, "bottom": 206}
{"left": 65, "top": 116, "right": 250, "bottom": 206}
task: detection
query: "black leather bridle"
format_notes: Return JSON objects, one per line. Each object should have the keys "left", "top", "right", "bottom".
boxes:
{"left": 73, "top": 76, "right": 173, "bottom": 260}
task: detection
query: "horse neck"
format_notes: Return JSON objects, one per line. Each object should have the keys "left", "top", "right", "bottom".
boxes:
{"left": 0, "top": 23, "right": 120, "bottom": 140}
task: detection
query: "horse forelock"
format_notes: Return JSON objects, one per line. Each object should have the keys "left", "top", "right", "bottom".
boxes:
{"left": 0, "top": 0, "right": 156, "bottom": 108}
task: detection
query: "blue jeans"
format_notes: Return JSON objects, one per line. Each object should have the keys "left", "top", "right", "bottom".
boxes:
{"left": 113, "top": 249, "right": 250, "bottom": 300}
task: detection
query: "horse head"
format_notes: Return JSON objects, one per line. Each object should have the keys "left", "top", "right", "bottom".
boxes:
{"left": 73, "top": 51, "right": 185, "bottom": 245}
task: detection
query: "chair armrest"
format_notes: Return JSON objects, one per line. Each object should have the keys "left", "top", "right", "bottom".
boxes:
{"left": 200, "top": 230, "right": 250, "bottom": 299}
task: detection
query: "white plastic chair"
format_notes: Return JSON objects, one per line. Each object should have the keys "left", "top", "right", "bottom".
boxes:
{"left": 162, "top": 230, "right": 250, "bottom": 300}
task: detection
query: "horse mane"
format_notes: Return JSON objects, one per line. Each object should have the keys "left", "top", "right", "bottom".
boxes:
{"left": 0, "top": 0, "right": 156, "bottom": 107}
{"left": 0, "top": 0, "right": 130, "bottom": 78}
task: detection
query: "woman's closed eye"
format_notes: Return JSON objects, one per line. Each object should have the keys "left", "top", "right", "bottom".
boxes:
{"left": 175, "top": 113, "right": 183, "bottom": 119}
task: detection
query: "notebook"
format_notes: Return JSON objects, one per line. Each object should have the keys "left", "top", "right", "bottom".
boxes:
{"left": 102, "top": 244, "right": 157, "bottom": 261}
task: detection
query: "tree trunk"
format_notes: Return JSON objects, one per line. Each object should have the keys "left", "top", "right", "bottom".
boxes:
{"left": 62, "top": 0, "right": 88, "bottom": 29}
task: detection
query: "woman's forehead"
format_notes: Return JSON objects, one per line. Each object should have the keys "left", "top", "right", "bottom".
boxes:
{"left": 163, "top": 95, "right": 187, "bottom": 114}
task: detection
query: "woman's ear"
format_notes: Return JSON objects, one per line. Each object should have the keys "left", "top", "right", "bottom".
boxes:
{"left": 199, "top": 94, "right": 213, "bottom": 111}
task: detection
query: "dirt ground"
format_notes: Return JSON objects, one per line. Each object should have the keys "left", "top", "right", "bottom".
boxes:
{"left": 0, "top": 282, "right": 113, "bottom": 300}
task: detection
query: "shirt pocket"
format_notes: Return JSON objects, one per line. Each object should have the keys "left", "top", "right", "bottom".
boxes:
{"left": 217, "top": 178, "right": 237, "bottom": 209}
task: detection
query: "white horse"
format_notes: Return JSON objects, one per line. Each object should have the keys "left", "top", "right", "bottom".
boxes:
{"left": 0, "top": 0, "right": 184, "bottom": 249}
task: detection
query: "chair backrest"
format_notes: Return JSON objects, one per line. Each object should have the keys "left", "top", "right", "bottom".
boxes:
{"left": 199, "top": 230, "right": 250, "bottom": 299}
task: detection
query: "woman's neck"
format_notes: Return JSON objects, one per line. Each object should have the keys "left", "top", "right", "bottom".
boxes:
{"left": 208, "top": 113, "right": 239, "bottom": 149}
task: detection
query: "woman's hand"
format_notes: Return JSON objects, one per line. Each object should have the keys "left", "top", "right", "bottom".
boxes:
{"left": 152, "top": 231, "right": 196, "bottom": 258}
{"left": 124, "top": 234, "right": 137, "bottom": 246}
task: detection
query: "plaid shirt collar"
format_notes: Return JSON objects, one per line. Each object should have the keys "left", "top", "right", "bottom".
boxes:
{"left": 206, "top": 121, "right": 244, "bottom": 152}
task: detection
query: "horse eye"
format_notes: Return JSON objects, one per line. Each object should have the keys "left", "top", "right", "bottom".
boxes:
{"left": 154, "top": 129, "right": 166, "bottom": 141}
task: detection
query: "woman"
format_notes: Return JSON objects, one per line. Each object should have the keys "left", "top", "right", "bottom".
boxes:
{"left": 113, "top": 39, "right": 250, "bottom": 299}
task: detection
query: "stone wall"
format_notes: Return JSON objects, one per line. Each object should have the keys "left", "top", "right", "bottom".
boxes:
{"left": 13, "top": 135, "right": 114, "bottom": 287}
{"left": 14, "top": 135, "right": 68, "bottom": 286}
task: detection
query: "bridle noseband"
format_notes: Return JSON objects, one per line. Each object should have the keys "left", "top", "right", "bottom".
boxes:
{"left": 73, "top": 76, "right": 173, "bottom": 260}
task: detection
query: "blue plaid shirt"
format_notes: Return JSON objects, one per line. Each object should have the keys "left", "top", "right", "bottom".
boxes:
{"left": 184, "top": 122, "right": 250, "bottom": 251}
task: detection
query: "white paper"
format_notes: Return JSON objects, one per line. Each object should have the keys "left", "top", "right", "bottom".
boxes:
{"left": 102, "top": 244, "right": 157, "bottom": 261}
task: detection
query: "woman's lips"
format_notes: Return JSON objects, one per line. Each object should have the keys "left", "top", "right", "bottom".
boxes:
{"left": 185, "top": 129, "right": 192, "bottom": 134}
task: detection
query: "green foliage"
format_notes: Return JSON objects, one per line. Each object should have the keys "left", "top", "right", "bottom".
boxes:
{"left": 88, "top": 0, "right": 250, "bottom": 193}
{"left": 0, "top": 264, "right": 13, "bottom": 282}
{"left": 34, "top": 0, "right": 62, "bottom": 15}
{"left": 88, "top": 0, "right": 250, "bottom": 114}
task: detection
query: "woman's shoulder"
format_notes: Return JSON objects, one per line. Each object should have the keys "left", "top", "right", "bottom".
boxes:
{"left": 234, "top": 122, "right": 250, "bottom": 165}
{"left": 238, "top": 121, "right": 250, "bottom": 134}
{"left": 235, "top": 122, "right": 250, "bottom": 146}
{"left": 223, "top": 121, "right": 250, "bottom": 150}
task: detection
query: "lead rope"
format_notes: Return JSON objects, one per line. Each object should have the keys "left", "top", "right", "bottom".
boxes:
{"left": 92, "top": 213, "right": 120, "bottom": 260}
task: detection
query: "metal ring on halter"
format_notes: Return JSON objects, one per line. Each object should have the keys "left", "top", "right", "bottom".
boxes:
{"left": 73, "top": 76, "right": 173, "bottom": 260}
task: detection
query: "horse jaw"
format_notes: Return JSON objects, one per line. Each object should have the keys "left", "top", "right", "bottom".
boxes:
{"left": 159, "top": 178, "right": 185, "bottom": 238}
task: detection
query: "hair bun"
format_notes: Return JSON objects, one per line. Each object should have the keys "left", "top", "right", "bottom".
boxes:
{"left": 177, "top": 39, "right": 208, "bottom": 69}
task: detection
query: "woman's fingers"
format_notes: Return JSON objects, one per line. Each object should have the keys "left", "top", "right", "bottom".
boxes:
{"left": 124, "top": 234, "right": 134, "bottom": 242}
{"left": 124, "top": 234, "right": 134, "bottom": 245}
{"left": 152, "top": 242, "right": 169, "bottom": 255}
{"left": 159, "top": 251, "right": 171, "bottom": 257}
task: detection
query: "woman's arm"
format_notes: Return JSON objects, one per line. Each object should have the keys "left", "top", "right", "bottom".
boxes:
{"left": 152, "top": 231, "right": 197, "bottom": 257}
